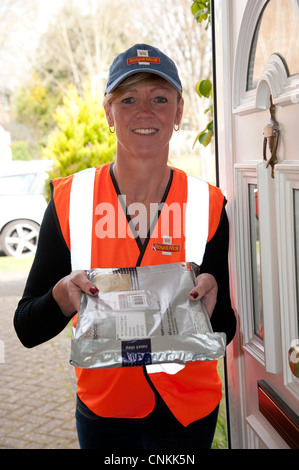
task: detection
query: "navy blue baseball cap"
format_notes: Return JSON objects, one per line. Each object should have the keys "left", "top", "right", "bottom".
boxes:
{"left": 105, "top": 44, "right": 182, "bottom": 94}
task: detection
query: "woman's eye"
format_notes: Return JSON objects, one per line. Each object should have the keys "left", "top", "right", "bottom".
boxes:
{"left": 122, "top": 97, "right": 134, "bottom": 104}
{"left": 155, "top": 96, "right": 168, "bottom": 103}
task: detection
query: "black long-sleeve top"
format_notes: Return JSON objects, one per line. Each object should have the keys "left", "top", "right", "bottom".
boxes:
{"left": 14, "top": 192, "right": 236, "bottom": 349}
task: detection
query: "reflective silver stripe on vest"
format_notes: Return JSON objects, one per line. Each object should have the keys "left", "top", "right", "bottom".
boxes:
{"left": 69, "top": 167, "right": 96, "bottom": 270}
{"left": 185, "top": 174, "right": 209, "bottom": 265}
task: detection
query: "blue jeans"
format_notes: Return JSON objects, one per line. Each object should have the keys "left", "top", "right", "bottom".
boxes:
{"left": 76, "top": 395, "right": 219, "bottom": 450}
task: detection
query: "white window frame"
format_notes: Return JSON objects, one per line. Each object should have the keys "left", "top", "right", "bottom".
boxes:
{"left": 234, "top": 164, "right": 265, "bottom": 364}
{"left": 233, "top": 0, "right": 299, "bottom": 115}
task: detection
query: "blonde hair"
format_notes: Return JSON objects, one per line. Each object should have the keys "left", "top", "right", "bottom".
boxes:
{"left": 103, "top": 72, "right": 182, "bottom": 107}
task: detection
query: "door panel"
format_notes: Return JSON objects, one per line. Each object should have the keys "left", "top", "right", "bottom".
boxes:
{"left": 213, "top": 0, "right": 299, "bottom": 448}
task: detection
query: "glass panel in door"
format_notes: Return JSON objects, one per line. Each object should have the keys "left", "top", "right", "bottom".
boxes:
{"left": 247, "top": 0, "right": 299, "bottom": 90}
{"left": 248, "top": 184, "right": 264, "bottom": 340}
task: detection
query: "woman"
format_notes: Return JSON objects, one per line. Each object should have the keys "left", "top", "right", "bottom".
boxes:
{"left": 14, "top": 44, "right": 236, "bottom": 450}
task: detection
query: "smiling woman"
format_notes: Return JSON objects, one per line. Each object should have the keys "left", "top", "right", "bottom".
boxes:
{"left": 14, "top": 43, "right": 236, "bottom": 451}
{"left": 103, "top": 73, "right": 183, "bottom": 170}
{"left": 102, "top": 65, "right": 185, "bottom": 240}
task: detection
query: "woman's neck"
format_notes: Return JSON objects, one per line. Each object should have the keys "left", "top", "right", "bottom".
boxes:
{"left": 112, "top": 156, "right": 171, "bottom": 206}
{"left": 112, "top": 156, "right": 172, "bottom": 244}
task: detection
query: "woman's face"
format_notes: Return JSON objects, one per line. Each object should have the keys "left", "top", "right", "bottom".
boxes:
{"left": 105, "top": 80, "right": 184, "bottom": 162}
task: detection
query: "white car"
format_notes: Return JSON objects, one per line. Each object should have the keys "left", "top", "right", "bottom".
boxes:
{"left": 0, "top": 160, "right": 52, "bottom": 257}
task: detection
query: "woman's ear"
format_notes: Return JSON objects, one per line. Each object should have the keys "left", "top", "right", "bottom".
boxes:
{"left": 104, "top": 103, "right": 114, "bottom": 127}
{"left": 175, "top": 97, "right": 184, "bottom": 127}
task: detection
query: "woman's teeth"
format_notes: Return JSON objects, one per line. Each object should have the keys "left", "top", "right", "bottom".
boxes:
{"left": 133, "top": 129, "right": 157, "bottom": 134}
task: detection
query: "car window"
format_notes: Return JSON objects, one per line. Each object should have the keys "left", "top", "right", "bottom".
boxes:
{"left": 36, "top": 172, "right": 49, "bottom": 195}
{"left": 0, "top": 173, "right": 36, "bottom": 195}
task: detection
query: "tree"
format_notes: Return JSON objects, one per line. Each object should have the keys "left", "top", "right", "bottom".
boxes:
{"left": 8, "top": 0, "right": 136, "bottom": 160}
{"left": 191, "top": 1, "right": 214, "bottom": 147}
{"left": 191, "top": 0, "right": 211, "bottom": 28}
{"left": 34, "top": 0, "right": 141, "bottom": 96}
{"left": 132, "top": 0, "right": 212, "bottom": 131}
{"left": 8, "top": 72, "right": 63, "bottom": 159}
{"left": 42, "top": 84, "right": 116, "bottom": 198}
{"left": 32, "top": 0, "right": 212, "bottom": 131}
{"left": 0, "top": 0, "right": 40, "bottom": 93}
{"left": 12, "top": 73, "right": 62, "bottom": 145}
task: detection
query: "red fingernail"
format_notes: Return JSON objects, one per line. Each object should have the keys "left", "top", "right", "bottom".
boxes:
{"left": 90, "top": 286, "right": 99, "bottom": 295}
{"left": 190, "top": 291, "right": 198, "bottom": 299}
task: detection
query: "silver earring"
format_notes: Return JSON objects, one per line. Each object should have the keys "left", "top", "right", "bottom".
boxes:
{"left": 109, "top": 126, "right": 115, "bottom": 134}
{"left": 174, "top": 124, "right": 180, "bottom": 131}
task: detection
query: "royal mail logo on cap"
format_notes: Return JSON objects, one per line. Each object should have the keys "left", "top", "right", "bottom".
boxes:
{"left": 127, "top": 49, "right": 160, "bottom": 66}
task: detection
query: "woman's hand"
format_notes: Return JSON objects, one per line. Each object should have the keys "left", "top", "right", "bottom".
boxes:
{"left": 52, "top": 270, "right": 99, "bottom": 317}
{"left": 189, "top": 273, "right": 218, "bottom": 318}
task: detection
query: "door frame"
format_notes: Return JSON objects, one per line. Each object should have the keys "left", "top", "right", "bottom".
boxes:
{"left": 212, "top": 0, "right": 245, "bottom": 448}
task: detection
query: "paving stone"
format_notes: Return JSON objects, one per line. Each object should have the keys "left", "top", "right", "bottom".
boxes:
{"left": 0, "top": 286, "right": 79, "bottom": 450}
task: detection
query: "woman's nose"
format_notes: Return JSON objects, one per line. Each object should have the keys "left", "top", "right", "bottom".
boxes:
{"left": 136, "top": 100, "right": 153, "bottom": 116}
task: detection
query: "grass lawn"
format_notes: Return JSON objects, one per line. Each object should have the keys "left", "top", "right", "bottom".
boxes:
{"left": 212, "top": 360, "right": 228, "bottom": 448}
{"left": 0, "top": 255, "right": 34, "bottom": 272}
{"left": 0, "top": 253, "right": 228, "bottom": 449}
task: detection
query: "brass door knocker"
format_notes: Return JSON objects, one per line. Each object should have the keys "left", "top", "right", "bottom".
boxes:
{"left": 263, "top": 95, "right": 279, "bottom": 178}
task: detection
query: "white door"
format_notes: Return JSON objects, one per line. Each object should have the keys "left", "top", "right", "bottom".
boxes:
{"left": 213, "top": 0, "right": 299, "bottom": 448}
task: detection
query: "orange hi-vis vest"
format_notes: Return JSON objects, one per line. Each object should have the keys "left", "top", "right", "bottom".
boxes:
{"left": 51, "top": 163, "right": 225, "bottom": 426}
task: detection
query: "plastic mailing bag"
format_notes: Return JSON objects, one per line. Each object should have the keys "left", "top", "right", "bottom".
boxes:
{"left": 70, "top": 262, "right": 226, "bottom": 369}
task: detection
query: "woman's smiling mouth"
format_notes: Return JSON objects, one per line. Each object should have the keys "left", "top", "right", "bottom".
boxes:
{"left": 132, "top": 128, "right": 158, "bottom": 135}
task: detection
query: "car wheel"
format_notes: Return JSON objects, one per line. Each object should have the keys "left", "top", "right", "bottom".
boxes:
{"left": 1, "top": 220, "right": 40, "bottom": 257}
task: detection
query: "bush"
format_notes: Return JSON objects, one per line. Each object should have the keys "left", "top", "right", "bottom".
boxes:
{"left": 11, "top": 141, "right": 32, "bottom": 161}
{"left": 43, "top": 84, "right": 116, "bottom": 199}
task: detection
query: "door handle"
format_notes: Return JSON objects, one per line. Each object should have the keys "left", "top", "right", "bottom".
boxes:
{"left": 263, "top": 96, "right": 279, "bottom": 178}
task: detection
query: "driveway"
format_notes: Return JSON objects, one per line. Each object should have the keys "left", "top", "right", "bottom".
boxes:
{"left": 0, "top": 264, "right": 79, "bottom": 449}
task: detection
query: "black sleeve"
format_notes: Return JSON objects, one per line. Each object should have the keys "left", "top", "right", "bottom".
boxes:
{"left": 13, "top": 200, "right": 73, "bottom": 348}
{"left": 199, "top": 203, "right": 236, "bottom": 345}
